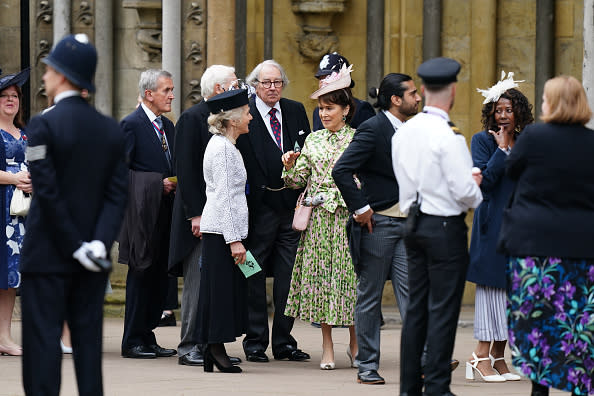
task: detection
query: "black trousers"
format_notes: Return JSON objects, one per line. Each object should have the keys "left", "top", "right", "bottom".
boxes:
{"left": 400, "top": 213, "right": 469, "bottom": 396}
{"left": 21, "top": 271, "right": 108, "bottom": 396}
{"left": 242, "top": 206, "right": 301, "bottom": 355}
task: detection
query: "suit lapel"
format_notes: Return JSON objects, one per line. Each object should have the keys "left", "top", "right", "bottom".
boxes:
{"left": 279, "top": 98, "right": 295, "bottom": 153}
{"left": 248, "top": 99, "right": 270, "bottom": 176}
{"left": 377, "top": 111, "right": 395, "bottom": 148}
{"left": 137, "top": 107, "right": 170, "bottom": 171}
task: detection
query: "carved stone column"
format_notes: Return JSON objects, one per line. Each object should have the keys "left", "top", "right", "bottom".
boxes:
{"left": 206, "top": 0, "right": 234, "bottom": 67}
{"left": 95, "top": 0, "right": 113, "bottom": 116}
{"left": 30, "top": 0, "right": 54, "bottom": 113}
{"left": 53, "top": 0, "right": 71, "bottom": 43}
{"left": 291, "top": 0, "right": 347, "bottom": 60}
{"left": 182, "top": 0, "right": 206, "bottom": 110}
{"left": 163, "top": 0, "right": 181, "bottom": 118}
{"left": 122, "top": 0, "right": 162, "bottom": 62}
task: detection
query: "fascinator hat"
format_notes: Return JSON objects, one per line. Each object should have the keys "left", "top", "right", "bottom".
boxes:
{"left": 477, "top": 71, "right": 524, "bottom": 104}
{"left": 310, "top": 63, "right": 353, "bottom": 99}
{"left": 0, "top": 68, "right": 30, "bottom": 92}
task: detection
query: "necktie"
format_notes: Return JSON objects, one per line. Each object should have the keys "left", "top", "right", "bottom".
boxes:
{"left": 153, "top": 116, "right": 171, "bottom": 164}
{"left": 269, "top": 108, "right": 282, "bottom": 149}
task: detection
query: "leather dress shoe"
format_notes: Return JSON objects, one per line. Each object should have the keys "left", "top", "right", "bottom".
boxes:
{"left": 147, "top": 344, "right": 177, "bottom": 357}
{"left": 273, "top": 348, "right": 310, "bottom": 361}
{"left": 357, "top": 370, "right": 385, "bottom": 385}
{"left": 179, "top": 350, "right": 204, "bottom": 366}
{"left": 158, "top": 312, "right": 176, "bottom": 327}
{"left": 246, "top": 350, "right": 269, "bottom": 362}
{"left": 122, "top": 345, "right": 157, "bottom": 359}
{"left": 229, "top": 356, "right": 242, "bottom": 365}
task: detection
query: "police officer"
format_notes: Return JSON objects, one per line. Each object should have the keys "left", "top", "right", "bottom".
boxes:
{"left": 20, "top": 34, "right": 128, "bottom": 395}
{"left": 391, "top": 57, "right": 483, "bottom": 396}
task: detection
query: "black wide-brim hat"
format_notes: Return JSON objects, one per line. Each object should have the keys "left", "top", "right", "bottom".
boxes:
{"left": 206, "top": 89, "right": 249, "bottom": 114}
{"left": 42, "top": 34, "right": 97, "bottom": 92}
{"left": 0, "top": 68, "right": 30, "bottom": 92}
{"left": 417, "top": 57, "right": 461, "bottom": 86}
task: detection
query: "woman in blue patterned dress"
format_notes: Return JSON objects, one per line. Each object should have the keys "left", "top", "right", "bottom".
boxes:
{"left": 499, "top": 76, "right": 594, "bottom": 396}
{"left": 0, "top": 68, "right": 31, "bottom": 356}
{"left": 282, "top": 64, "right": 357, "bottom": 370}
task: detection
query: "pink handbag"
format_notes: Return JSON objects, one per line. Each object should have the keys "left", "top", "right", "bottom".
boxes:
{"left": 291, "top": 133, "right": 349, "bottom": 232}
{"left": 292, "top": 190, "right": 312, "bottom": 231}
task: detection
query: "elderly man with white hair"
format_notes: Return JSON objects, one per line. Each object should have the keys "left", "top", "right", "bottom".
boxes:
{"left": 236, "top": 60, "right": 311, "bottom": 363}
{"left": 168, "top": 64, "right": 243, "bottom": 367}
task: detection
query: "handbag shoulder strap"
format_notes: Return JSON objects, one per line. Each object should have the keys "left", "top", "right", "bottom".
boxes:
{"left": 309, "top": 132, "right": 350, "bottom": 197}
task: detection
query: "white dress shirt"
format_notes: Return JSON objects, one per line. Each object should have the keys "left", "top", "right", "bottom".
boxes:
{"left": 391, "top": 106, "right": 482, "bottom": 216}
{"left": 255, "top": 95, "right": 283, "bottom": 150}
{"left": 140, "top": 102, "right": 171, "bottom": 150}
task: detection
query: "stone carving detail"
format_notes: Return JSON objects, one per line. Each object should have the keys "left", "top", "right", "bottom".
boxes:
{"left": 186, "top": 79, "right": 202, "bottom": 105}
{"left": 185, "top": 42, "right": 203, "bottom": 65}
{"left": 37, "top": 0, "right": 53, "bottom": 24}
{"left": 36, "top": 40, "right": 51, "bottom": 65}
{"left": 291, "top": 0, "right": 346, "bottom": 60}
{"left": 122, "top": 0, "right": 162, "bottom": 61}
{"left": 187, "top": 2, "right": 204, "bottom": 25}
{"left": 76, "top": 1, "right": 94, "bottom": 25}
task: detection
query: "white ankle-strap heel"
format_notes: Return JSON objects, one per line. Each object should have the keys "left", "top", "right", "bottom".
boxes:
{"left": 465, "top": 352, "right": 506, "bottom": 382}
{"left": 489, "top": 355, "right": 521, "bottom": 381}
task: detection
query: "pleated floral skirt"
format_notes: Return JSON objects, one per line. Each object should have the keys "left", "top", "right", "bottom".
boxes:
{"left": 284, "top": 206, "right": 356, "bottom": 326}
{"left": 507, "top": 256, "right": 594, "bottom": 395}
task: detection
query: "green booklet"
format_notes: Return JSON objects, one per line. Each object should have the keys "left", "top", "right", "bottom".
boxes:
{"left": 238, "top": 250, "right": 262, "bottom": 278}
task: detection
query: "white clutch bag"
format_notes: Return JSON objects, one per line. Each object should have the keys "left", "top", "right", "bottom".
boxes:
{"left": 10, "top": 188, "right": 31, "bottom": 217}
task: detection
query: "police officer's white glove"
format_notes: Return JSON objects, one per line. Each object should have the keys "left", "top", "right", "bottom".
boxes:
{"left": 87, "top": 240, "right": 107, "bottom": 259}
{"left": 72, "top": 242, "right": 101, "bottom": 272}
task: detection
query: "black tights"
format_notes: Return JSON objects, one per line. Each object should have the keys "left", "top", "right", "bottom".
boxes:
{"left": 208, "top": 343, "right": 233, "bottom": 368}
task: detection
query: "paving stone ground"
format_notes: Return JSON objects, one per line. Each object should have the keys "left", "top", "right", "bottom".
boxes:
{"left": 0, "top": 306, "right": 570, "bottom": 396}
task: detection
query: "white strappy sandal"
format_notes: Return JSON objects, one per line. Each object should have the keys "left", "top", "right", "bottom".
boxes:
{"left": 465, "top": 352, "right": 506, "bottom": 382}
{"left": 490, "top": 354, "right": 521, "bottom": 381}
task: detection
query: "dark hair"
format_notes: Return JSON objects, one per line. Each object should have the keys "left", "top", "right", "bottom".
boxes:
{"left": 368, "top": 73, "right": 412, "bottom": 110}
{"left": 318, "top": 87, "right": 356, "bottom": 123}
{"left": 1, "top": 85, "right": 25, "bottom": 129}
{"left": 481, "top": 88, "right": 534, "bottom": 133}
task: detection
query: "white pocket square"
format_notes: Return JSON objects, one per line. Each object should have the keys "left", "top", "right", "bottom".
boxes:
{"left": 298, "top": 130, "right": 305, "bottom": 135}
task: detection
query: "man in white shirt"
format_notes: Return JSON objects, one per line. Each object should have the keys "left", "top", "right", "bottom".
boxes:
{"left": 392, "top": 57, "right": 483, "bottom": 396}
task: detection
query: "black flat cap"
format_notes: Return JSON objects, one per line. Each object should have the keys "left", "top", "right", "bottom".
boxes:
{"left": 417, "top": 57, "right": 461, "bottom": 86}
{"left": 206, "top": 89, "right": 249, "bottom": 114}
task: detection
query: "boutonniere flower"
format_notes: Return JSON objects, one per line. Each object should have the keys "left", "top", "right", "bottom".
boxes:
{"left": 298, "top": 130, "right": 305, "bottom": 136}
{"left": 22, "top": 134, "right": 27, "bottom": 141}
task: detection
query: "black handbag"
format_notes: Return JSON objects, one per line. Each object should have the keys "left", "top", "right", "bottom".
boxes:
{"left": 404, "top": 192, "right": 421, "bottom": 235}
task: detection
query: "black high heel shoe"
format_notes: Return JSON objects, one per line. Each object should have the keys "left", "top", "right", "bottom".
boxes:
{"left": 204, "top": 344, "right": 242, "bottom": 373}
{"left": 531, "top": 380, "right": 549, "bottom": 396}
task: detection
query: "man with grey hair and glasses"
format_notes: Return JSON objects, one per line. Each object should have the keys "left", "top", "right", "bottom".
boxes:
{"left": 119, "top": 69, "right": 178, "bottom": 359}
{"left": 169, "top": 64, "right": 242, "bottom": 367}
{"left": 236, "top": 60, "right": 311, "bottom": 363}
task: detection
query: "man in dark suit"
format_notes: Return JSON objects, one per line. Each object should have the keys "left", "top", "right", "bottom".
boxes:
{"left": 119, "top": 69, "right": 177, "bottom": 359}
{"left": 311, "top": 53, "right": 375, "bottom": 131}
{"left": 332, "top": 73, "right": 420, "bottom": 385}
{"left": 168, "top": 64, "right": 240, "bottom": 366}
{"left": 236, "top": 60, "right": 310, "bottom": 363}
{"left": 20, "top": 34, "right": 128, "bottom": 396}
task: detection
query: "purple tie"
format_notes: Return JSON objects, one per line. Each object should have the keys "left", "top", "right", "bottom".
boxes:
{"left": 269, "top": 108, "right": 282, "bottom": 149}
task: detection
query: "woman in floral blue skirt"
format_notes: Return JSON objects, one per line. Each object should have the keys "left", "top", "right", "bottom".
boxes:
{"left": 499, "top": 76, "right": 594, "bottom": 396}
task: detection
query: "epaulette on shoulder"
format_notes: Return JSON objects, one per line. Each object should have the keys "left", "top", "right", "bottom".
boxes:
{"left": 447, "top": 121, "right": 462, "bottom": 135}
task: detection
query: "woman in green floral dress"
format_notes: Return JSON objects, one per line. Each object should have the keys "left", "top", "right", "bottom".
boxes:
{"left": 281, "top": 64, "right": 358, "bottom": 370}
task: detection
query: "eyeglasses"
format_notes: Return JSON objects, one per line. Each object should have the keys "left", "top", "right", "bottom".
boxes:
{"left": 0, "top": 94, "right": 18, "bottom": 100}
{"left": 256, "top": 80, "right": 284, "bottom": 89}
